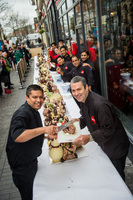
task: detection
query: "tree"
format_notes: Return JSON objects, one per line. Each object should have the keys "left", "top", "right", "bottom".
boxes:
{"left": 0, "top": 1, "right": 8, "bottom": 13}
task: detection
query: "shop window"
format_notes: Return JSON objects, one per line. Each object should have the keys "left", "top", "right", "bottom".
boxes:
{"left": 66, "top": 0, "right": 73, "bottom": 9}
{"left": 60, "top": 17, "right": 65, "bottom": 40}
{"left": 75, "top": 3, "right": 81, "bottom": 25}
{"left": 63, "top": 14, "right": 69, "bottom": 45}
{"left": 59, "top": 8, "right": 62, "bottom": 17}
{"left": 62, "top": 3, "right": 66, "bottom": 13}
{"left": 100, "top": 0, "right": 133, "bottom": 133}
{"left": 68, "top": 9, "right": 76, "bottom": 42}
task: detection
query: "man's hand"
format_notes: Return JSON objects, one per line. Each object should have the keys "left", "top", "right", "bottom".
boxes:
{"left": 47, "top": 58, "right": 51, "bottom": 64}
{"left": 68, "top": 46, "right": 72, "bottom": 52}
{"left": 73, "top": 135, "right": 90, "bottom": 146}
{"left": 82, "top": 63, "right": 92, "bottom": 70}
{"left": 56, "top": 67, "right": 61, "bottom": 73}
{"left": 44, "top": 125, "right": 58, "bottom": 135}
{"left": 44, "top": 125, "right": 59, "bottom": 140}
{"left": 47, "top": 47, "right": 51, "bottom": 51}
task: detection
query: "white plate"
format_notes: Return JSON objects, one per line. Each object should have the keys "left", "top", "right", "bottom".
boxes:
{"left": 58, "top": 121, "right": 81, "bottom": 143}
{"left": 63, "top": 93, "right": 72, "bottom": 98}
{"left": 49, "top": 146, "right": 89, "bottom": 164}
{"left": 50, "top": 71, "right": 57, "bottom": 75}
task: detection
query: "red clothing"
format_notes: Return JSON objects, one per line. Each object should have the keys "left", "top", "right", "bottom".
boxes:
{"left": 49, "top": 51, "right": 59, "bottom": 59}
{"left": 89, "top": 47, "right": 96, "bottom": 62}
{"left": 71, "top": 43, "right": 78, "bottom": 55}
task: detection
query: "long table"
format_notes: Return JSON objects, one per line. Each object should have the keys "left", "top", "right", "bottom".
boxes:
{"left": 33, "top": 57, "right": 133, "bottom": 200}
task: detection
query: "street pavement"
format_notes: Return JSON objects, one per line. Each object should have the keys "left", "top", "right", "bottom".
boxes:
{"left": 0, "top": 58, "right": 133, "bottom": 200}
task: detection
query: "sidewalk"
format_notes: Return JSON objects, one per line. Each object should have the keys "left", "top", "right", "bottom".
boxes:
{"left": 0, "top": 58, "right": 34, "bottom": 200}
{"left": 0, "top": 57, "right": 132, "bottom": 200}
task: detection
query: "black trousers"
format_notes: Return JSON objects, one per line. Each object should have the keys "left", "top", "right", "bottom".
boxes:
{"left": 110, "top": 155, "right": 127, "bottom": 181}
{"left": 12, "top": 160, "right": 37, "bottom": 200}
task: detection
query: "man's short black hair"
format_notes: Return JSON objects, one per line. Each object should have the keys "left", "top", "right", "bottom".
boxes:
{"left": 60, "top": 45, "right": 67, "bottom": 51}
{"left": 59, "top": 39, "right": 64, "bottom": 43}
{"left": 26, "top": 84, "right": 44, "bottom": 97}
{"left": 70, "top": 76, "right": 87, "bottom": 89}
{"left": 51, "top": 42, "right": 57, "bottom": 46}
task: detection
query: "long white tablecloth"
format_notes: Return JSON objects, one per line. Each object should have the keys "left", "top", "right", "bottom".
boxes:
{"left": 33, "top": 57, "right": 133, "bottom": 200}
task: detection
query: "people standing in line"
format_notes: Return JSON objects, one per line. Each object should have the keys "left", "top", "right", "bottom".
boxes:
{"left": 57, "top": 55, "right": 94, "bottom": 91}
{"left": 0, "top": 58, "right": 4, "bottom": 97}
{"left": 0, "top": 55, "right": 11, "bottom": 94}
{"left": 2, "top": 52, "right": 13, "bottom": 90}
{"left": 12, "top": 45, "right": 17, "bottom": 71}
{"left": 71, "top": 76, "right": 129, "bottom": 181}
{"left": 7, "top": 47, "right": 14, "bottom": 70}
{"left": 6, "top": 84, "right": 58, "bottom": 200}
{"left": 15, "top": 46, "right": 23, "bottom": 64}
{"left": 20, "top": 43, "right": 31, "bottom": 67}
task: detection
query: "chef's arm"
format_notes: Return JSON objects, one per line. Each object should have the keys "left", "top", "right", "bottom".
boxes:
{"left": 73, "top": 135, "right": 90, "bottom": 146}
{"left": 15, "top": 126, "right": 58, "bottom": 143}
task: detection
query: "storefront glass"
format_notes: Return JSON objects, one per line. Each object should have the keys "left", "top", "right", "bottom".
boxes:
{"left": 66, "top": 0, "right": 73, "bottom": 9}
{"left": 68, "top": 9, "right": 76, "bottom": 41}
{"left": 60, "top": 17, "right": 65, "bottom": 40}
{"left": 75, "top": 3, "right": 82, "bottom": 25}
{"left": 62, "top": 2, "right": 66, "bottom": 13}
{"left": 63, "top": 14, "right": 69, "bottom": 45}
{"left": 100, "top": 0, "right": 133, "bottom": 135}
{"left": 59, "top": 7, "right": 62, "bottom": 17}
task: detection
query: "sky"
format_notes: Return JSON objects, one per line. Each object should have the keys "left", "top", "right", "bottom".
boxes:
{"left": 0, "top": 0, "right": 37, "bottom": 34}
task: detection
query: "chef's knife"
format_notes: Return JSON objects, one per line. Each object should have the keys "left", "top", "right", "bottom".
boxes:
{"left": 58, "top": 119, "right": 75, "bottom": 132}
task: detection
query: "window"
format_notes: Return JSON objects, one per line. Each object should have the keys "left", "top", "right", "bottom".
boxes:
{"left": 63, "top": 14, "right": 70, "bottom": 45}
{"left": 68, "top": 9, "right": 76, "bottom": 41}
{"left": 100, "top": 0, "right": 133, "bottom": 134}
{"left": 66, "top": 0, "right": 73, "bottom": 9}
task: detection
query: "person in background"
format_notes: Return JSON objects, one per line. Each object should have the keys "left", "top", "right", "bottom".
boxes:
{"left": 58, "top": 39, "right": 64, "bottom": 48}
{"left": 71, "top": 76, "right": 129, "bottom": 181}
{"left": 6, "top": 84, "right": 58, "bottom": 200}
{"left": 27, "top": 39, "right": 30, "bottom": 48}
{"left": 7, "top": 47, "right": 14, "bottom": 70}
{"left": 15, "top": 46, "right": 23, "bottom": 64}
{"left": 57, "top": 55, "right": 94, "bottom": 91}
{"left": 60, "top": 45, "right": 72, "bottom": 62}
{"left": 0, "top": 56, "right": 4, "bottom": 97}
{"left": 80, "top": 51, "right": 94, "bottom": 70}
{"left": 20, "top": 43, "right": 31, "bottom": 67}
{"left": 56, "top": 55, "right": 74, "bottom": 82}
{"left": 0, "top": 55, "right": 11, "bottom": 94}
{"left": 2, "top": 52, "right": 13, "bottom": 90}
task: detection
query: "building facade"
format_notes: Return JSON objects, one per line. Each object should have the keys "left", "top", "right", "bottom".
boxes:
{"left": 35, "top": 0, "right": 133, "bottom": 160}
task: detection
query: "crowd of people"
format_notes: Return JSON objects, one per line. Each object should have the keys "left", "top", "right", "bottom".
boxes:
{"left": 0, "top": 43, "right": 31, "bottom": 98}
{"left": 46, "top": 31, "right": 133, "bottom": 110}
{"left": 46, "top": 39, "right": 100, "bottom": 95}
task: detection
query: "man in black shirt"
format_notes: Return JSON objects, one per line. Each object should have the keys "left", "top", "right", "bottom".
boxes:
{"left": 71, "top": 76, "right": 129, "bottom": 181}
{"left": 6, "top": 84, "right": 58, "bottom": 200}
{"left": 56, "top": 55, "right": 73, "bottom": 82}
{"left": 60, "top": 45, "right": 72, "bottom": 62}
